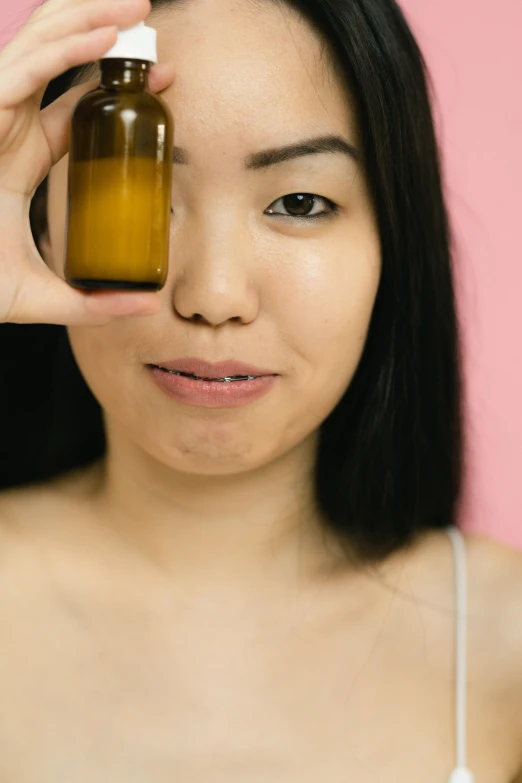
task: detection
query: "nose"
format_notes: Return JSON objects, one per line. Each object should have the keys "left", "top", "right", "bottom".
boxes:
{"left": 168, "top": 210, "right": 260, "bottom": 328}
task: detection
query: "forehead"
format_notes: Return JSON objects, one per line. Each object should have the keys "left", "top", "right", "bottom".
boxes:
{"left": 150, "top": 0, "right": 360, "bottom": 148}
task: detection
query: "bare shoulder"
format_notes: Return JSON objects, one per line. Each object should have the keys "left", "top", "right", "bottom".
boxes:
{"left": 463, "top": 530, "right": 522, "bottom": 747}
{"left": 464, "top": 527, "right": 522, "bottom": 576}
{"left": 464, "top": 529, "right": 522, "bottom": 629}
{"left": 407, "top": 527, "right": 522, "bottom": 763}
{"left": 0, "top": 477, "right": 65, "bottom": 541}
{"left": 0, "top": 480, "right": 64, "bottom": 605}
{"left": 0, "top": 480, "right": 49, "bottom": 544}
{"left": 0, "top": 478, "right": 68, "bottom": 575}
{"left": 464, "top": 529, "right": 522, "bottom": 648}
{"left": 0, "top": 462, "right": 103, "bottom": 562}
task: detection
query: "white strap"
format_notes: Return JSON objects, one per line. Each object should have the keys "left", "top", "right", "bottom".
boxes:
{"left": 446, "top": 525, "right": 475, "bottom": 782}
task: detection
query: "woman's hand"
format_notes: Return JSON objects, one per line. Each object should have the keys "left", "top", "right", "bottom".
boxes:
{"left": 0, "top": 0, "right": 175, "bottom": 325}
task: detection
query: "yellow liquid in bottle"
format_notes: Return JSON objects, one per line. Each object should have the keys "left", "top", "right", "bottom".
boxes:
{"left": 65, "top": 156, "right": 171, "bottom": 290}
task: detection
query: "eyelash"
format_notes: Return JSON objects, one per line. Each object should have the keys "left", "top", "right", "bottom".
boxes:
{"left": 170, "top": 193, "right": 339, "bottom": 222}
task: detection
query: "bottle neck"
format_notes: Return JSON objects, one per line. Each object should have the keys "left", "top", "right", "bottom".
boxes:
{"left": 100, "top": 59, "right": 150, "bottom": 91}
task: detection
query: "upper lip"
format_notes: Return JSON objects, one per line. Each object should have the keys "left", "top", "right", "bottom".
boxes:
{"left": 149, "top": 358, "right": 277, "bottom": 378}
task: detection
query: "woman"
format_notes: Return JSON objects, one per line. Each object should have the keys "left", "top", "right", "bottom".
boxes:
{"left": 0, "top": 0, "right": 520, "bottom": 778}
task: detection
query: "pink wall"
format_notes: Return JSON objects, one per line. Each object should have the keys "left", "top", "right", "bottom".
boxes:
{"left": 397, "top": 0, "right": 522, "bottom": 550}
{"left": 1, "top": 1, "right": 520, "bottom": 549}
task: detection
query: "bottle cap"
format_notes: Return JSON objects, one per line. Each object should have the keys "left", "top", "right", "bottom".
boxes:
{"left": 101, "top": 22, "right": 158, "bottom": 64}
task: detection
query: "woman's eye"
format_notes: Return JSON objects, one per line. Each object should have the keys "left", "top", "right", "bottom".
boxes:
{"left": 170, "top": 193, "right": 339, "bottom": 221}
{"left": 265, "top": 193, "right": 339, "bottom": 221}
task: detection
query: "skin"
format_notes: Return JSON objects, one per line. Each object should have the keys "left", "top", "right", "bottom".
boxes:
{"left": 1, "top": 0, "right": 522, "bottom": 779}
{"left": 42, "top": 0, "right": 382, "bottom": 586}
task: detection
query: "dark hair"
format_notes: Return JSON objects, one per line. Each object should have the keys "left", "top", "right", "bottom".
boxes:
{"left": 0, "top": 0, "right": 467, "bottom": 566}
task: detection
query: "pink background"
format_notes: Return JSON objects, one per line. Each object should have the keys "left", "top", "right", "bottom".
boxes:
{"left": 1, "top": 1, "right": 521, "bottom": 549}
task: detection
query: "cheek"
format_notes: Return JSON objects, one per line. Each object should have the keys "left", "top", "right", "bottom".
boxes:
{"left": 268, "top": 231, "right": 381, "bottom": 377}
{"left": 272, "top": 231, "right": 381, "bottom": 432}
{"left": 67, "top": 324, "right": 136, "bottom": 413}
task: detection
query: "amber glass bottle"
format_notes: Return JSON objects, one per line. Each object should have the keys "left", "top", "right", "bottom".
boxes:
{"left": 65, "top": 22, "right": 174, "bottom": 291}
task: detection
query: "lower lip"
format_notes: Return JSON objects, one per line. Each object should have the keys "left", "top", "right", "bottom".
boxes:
{"left": 146, "top": 366, "right": 278, "bottom": 408}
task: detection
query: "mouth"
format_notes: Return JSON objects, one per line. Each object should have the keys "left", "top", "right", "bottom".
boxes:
{"left": 146, "top": 363, "right": 278, "bottom": 407}
{"left": 154, "top": 366, "right": 258, "bottom": 383}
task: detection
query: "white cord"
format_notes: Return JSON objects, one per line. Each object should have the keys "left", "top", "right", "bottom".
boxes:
{"left": 446, "top": 525, "right": 475, "bottom": 783}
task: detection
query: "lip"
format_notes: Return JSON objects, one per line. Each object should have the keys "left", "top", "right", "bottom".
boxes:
{"left": 146, "top": 366, "right": 278, "bottom": 408}
{"left": 148, "top": 358, "right": 277, "bottom": 380}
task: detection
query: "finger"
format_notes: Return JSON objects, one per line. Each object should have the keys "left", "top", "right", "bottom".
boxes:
{"left": 0, "top": 0, "right": 151, "bottom": 70}
{"left": 0, "top": 26, "right": 121, "bottom": 108}
{"left": 8, "top": 264, "right": 162, "bottom": 326}
{"left": 148, "top": 61, "right": 176, "bottom": 94}
{"left": 34, "top": 0, "right": 145, "bottom": 20}
{"left": 0, "top": 0, "right": 98, "bottom": 60}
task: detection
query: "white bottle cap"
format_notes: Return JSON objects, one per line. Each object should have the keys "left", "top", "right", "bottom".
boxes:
{"left": 101, "top": 22, "right": 158, "bottom": 64}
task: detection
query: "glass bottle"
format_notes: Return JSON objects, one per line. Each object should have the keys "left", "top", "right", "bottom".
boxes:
{"left": 65, "top": 22, "right": 174, "bottom": 291}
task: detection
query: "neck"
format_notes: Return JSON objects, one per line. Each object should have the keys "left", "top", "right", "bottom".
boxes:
{"left": 86, "top": 423, "right": 349, "bottom": 594}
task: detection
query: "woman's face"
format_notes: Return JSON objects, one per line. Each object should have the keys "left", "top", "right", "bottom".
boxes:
{"left": 44, "top": 0, "right": 381, "bottom": 476}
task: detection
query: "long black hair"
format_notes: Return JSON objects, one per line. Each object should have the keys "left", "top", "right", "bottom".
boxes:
{"left": 0, "top": 0, "right": 467, "bottom": 566}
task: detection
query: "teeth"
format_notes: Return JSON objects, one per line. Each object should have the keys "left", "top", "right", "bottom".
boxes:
{"left": 158, "top": 367, "right": 256, "bottom": 382}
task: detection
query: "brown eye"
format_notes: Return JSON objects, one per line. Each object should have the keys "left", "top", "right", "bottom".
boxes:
{"left": 282, "top": 194, "right": 315, "bottom": 216}
{"left": 266, "top": 193, "right": 338, "bottom": 221}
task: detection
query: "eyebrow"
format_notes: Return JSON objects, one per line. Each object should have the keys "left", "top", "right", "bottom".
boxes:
{"left": 172, "top": 134, "right": 360, "bottom": 169}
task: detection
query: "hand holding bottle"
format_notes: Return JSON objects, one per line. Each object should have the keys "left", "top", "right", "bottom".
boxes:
{"left": 0, "top": 0, "right": 175, "bottom": 325}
